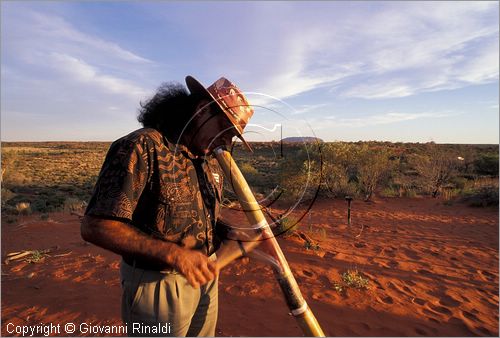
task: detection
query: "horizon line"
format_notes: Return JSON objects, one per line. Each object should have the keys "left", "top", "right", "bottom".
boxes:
{"left": 1, "top": 139, "right": 498, "bottom": 146}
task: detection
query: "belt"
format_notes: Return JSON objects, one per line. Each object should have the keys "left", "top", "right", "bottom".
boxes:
{"left": 122, "top": 252, "right": 217, "bottom": 273}
{"left": 122, "top": 256, "right": 177, "bottom": 273}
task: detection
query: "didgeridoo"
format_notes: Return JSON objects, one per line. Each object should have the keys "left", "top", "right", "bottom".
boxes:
{"left": 213, "top": 146, "right": 325, "bottom": 337}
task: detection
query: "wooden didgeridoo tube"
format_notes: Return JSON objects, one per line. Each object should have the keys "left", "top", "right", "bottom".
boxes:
{"left": 213, "top": 147, "right": 326, "bottom": 337}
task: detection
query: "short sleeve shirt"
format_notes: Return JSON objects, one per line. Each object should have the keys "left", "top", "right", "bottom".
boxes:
{"left": 85, "top": 128, "right": 224, "bottom": 256}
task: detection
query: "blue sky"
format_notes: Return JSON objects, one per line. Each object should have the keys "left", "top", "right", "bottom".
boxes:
{"left": 1, "top": 1, "right": 498, "bottom": 143}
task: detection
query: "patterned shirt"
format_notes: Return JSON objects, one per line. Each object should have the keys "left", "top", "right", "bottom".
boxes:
{"left": 85, "top": 128, "right": 225, "bottom": 263}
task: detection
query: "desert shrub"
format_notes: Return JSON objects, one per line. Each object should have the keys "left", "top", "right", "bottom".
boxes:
{"left": 279, "top": 154, "right": 320, "bottom": 202}
{"left": 321, "top": 143, "right": 359, "bottom": 198}
{"left": 441, "top": 186, "right": 460, "bottom": 201}
{"left": 30, "top": 199, "right": 50, "bottom": 213}
{"left": 474, "top": 154, "right": 499, "bottom": 176}
{"left": 63, "top": 197, "right": 87, "bottom": 212}
{"left": 355, "top": 145, "right": 393, "bottom": 201}
{"left": 239, "top": 162, "right": 258, "bottom": 176}
{"left": 342, "top": 269, "right": 370, "bottom": 289}
{"left": 273, "top": 215, "right": 300, "bottom": 237}
{"left": 30, "top": 193, "right": 66, "bottom": 213}
{"left": 1, "top": 188, "right": 16, "bottom": 206}
{"left": 409, "top": 144, "right": 461, "bottom": 198}
{"left": 461, "top": 186, "right": 499, "bottom": 207}
{"left": 450, "top": 176, "right": 469, "bottom": 190}
{"left": 5, "top": 216, "right": 18, "bottom": 224}
{"left": 380, "top": 186, "right": 400, "bottom": 198}
{"left": 404, "top": 188, "right": 418, "bottom": 198}
{"left": 16, "top": 202, "right": 32, "bottom": 215}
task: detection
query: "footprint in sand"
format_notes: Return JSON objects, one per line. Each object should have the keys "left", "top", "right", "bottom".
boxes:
{"left": 438, "top": 294, "right": 462, "bottom": 307}
{"left": 428, "top": 303, "right": 453, "bottom": 316}
{"left": 460, "top": 295, "right": 470, "bottom": 302}
{"left": 403, "top": 248, "right": 421, "bottom": 260}
{"left": 323, "top": 251, "right": 338, "bottom": 260}
{"left": 318, "top": 275, "right": 332, "bottom": 288}
{"left": 374, "top": 259, "right": 399, "bottom": 269}
{"left": 368, "top": 278, "right": 384, "bottom": 290}
{"left": 415, "top": 268, "right": 433, "bottom": 276}
{"left": 378, "top": 295, "right": 394, "bottom": 304}
{"left": 387, "top": 281, "right": 411, "bottom": 297}
{"left": 402, "top": 285, "right": 414, "bottom": 294}
{"left": 477, "top": 269, "right": 496, "bottom": 282}
{"left": 412, "top": 297, "right": 426, "bottom": 306}
{"left": 461, "top": 310, "right": 478, "bottom": 321}
{"left": 382, "top": 248, "right": 396, "bottom": 258}
{"left": 423, "top": 308, "right": 441, "bottom": 318}
{"left": 387, "top": 260, "right": 399, "bottom": 268}
{"left": 302, "top": 269, "right": 315, "bottom": 278}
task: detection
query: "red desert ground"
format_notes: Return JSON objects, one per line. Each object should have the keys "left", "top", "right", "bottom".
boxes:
{"left": 1, "top": 197, "right": 498, "bottom": 336}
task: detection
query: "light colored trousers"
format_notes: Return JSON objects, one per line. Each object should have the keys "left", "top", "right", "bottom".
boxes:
{"left": 120, "top": 259, "right": 218, "bottom": 337}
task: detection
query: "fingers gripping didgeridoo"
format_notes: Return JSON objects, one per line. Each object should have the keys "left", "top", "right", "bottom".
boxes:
{"left": 214, "top": 146, "right": 325, "bottom": 337}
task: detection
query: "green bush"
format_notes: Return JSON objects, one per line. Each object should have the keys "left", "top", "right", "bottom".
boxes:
{"left": 474, "top": 154, "right": 499, "bottom": 176}
{"left": 239, "top": 162, "right": 258, "bottom": 176}
{"left": 1, "top": 188, "right": 16, "bottom": 206}
{"left": 450, "top": 176, "right": 469, "bottom": 190}
{"left": 342, "top": 269, "right": 370, "bottom": 289}
{"left": 63, "top": 197, "right": 86, "bottom": 212}
{"left": 273, "top": 215, "right": 300, "bottom": 237}
{"left": 461, "top": 186, "right": 499, "bottom": 207}
{"left": 380, "top": 187, "right": 400, "bottom": 198}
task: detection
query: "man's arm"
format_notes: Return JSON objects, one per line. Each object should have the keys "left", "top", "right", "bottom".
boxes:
{"left": 81, "top": 215, "right": 217, "bottom": 288}
{"left": 214, "top": 217, "right": 268, "bottom": 269}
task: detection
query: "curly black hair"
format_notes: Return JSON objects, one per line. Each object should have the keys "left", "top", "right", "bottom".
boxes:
{"left": 137, "top": 82, "right": 199, "bottom": 140}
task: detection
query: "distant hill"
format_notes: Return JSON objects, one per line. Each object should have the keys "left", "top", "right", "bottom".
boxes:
{"left": 281, "top": 137, "right": 324, "bottom": 143}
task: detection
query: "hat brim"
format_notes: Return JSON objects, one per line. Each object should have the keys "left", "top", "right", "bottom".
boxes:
{"left": 185, "top": 75, "right": 252, "bottom": 152}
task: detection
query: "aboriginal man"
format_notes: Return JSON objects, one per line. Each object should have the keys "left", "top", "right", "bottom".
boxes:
{"left": 81, "top": 76, "right": 254, "bottom": 337}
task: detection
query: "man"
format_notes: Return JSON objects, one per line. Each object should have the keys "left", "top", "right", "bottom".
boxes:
{"left": 81, "top": 76, "right": 254, "bottom": 336}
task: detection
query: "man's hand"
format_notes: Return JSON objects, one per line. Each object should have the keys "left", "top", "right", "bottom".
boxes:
{"left": 172, "top": 248, "right": 218, "bottom": 288}
{"left": 81, "top": 216, "right": 218, "bottom": 288}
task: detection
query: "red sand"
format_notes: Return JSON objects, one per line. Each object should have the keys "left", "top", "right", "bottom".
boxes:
{"left": 1, "top": 197, "right": 498, "bottom": 336}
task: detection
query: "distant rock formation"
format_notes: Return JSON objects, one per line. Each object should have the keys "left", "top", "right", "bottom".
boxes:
{"left": 281, "top": 137, "right": 324, "bottom": 143}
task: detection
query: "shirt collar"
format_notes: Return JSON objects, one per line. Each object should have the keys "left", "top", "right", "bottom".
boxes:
{"left": 163, "top": 135, "right": 200, "bottom": 160}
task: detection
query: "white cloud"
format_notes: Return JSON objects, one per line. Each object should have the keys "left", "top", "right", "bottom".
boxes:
{"left": 2, "top": 7, "right": 152, "bottom": 99}
{"left": 1, "top": 5, "right": 153, "bottom": 140}
{"left": 335, "top": 3, "right": 498, "bottom": 99}
{"left": 199, "top": 2, "right": 498, "bottom": 101}
{"left": 49, "top": 53, "right": 148, "bottom": 99}
{"left": 6, "top": 9, "right": 152, "bottom": 66}
{"left": 291, "top": 103, "right": 329, "bottom": 115}
{"left": 325, "top": 111, "right": 454, "bottom": 128}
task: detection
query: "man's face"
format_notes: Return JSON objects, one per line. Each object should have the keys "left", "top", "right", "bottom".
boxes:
{"left": 183, "top": 99, "right": 236, "bottom": 156}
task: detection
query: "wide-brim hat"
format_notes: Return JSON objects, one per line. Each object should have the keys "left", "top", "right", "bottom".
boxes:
{"left": 186, "top": 75, "right": 254, "bottom": 151}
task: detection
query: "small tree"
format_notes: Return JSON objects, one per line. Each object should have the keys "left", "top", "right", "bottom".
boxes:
{"left": 321, "top": 143, "right": 358, "bottom": 197}
{"left": 355, "top": 145, "right": 392, "bottom": 201}
{"left": 410, "top": 144, "right": 459, "bottom": 198}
